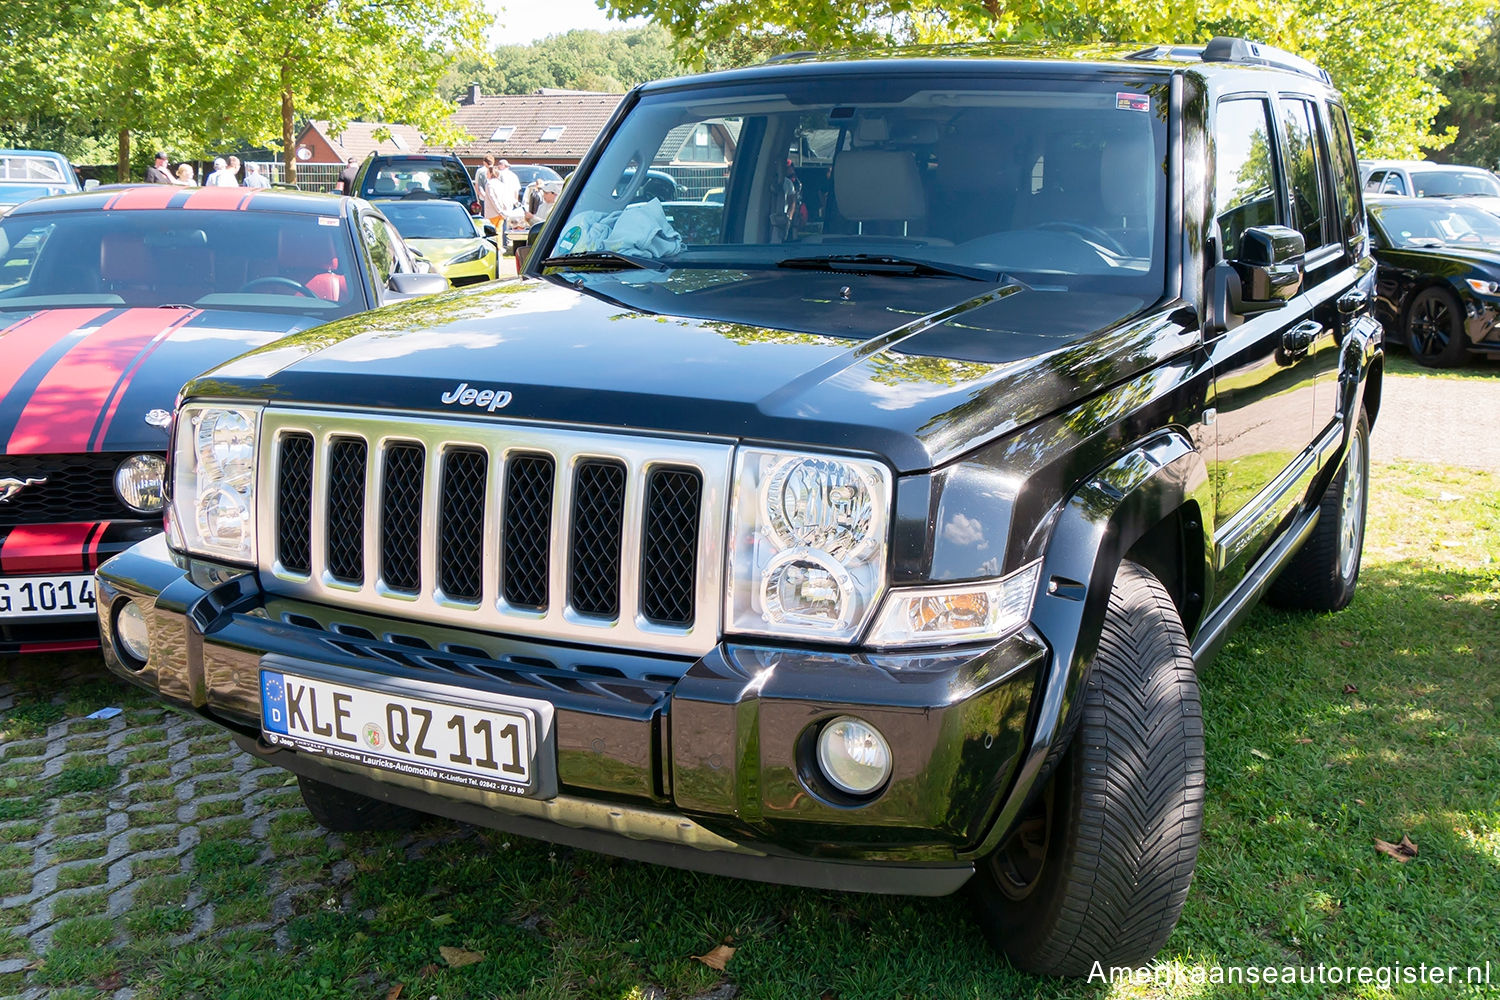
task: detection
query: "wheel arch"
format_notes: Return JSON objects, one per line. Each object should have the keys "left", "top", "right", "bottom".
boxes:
{"left": 963, "top": 428, "right": 1212, "bottom": 860}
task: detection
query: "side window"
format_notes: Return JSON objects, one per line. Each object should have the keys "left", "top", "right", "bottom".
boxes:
{"left": 361, "top": 214, "right": 395, "bottom": 286}
{"left": 1277, "top": 98, "right": 1331, "bottom": 251}
{"left": 1382, "top": 173, "right": 1407, "bottom": 195}
{"left": 382, "top": 221, "right": 414, "bottom": 274}
{"left": 1213, "top": 98, "right": 1279, "bottom": 261}
{"left": 1364, "top": 169, "right": 1385, "bottom": 193}
{"left": 1324, "top": 102, "right": 1364, "bottom": 245}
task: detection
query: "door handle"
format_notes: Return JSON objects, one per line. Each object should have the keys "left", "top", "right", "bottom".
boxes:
{"left": 1282, "top": 320, "right": 1321, "bottom": 357}
{"left": 1336, "top": 288, "right": 1368, "bottom": 317}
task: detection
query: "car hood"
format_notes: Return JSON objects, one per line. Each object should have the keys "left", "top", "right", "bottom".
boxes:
{"left": 0, "top": 306, "right": 315, "bottom": 455}
{"left": 1382, "top": 242, "right": 1500, "bottom": 269}
{"left": 196, "top": 271, "right": 1186, "bottom": 472}
{"left": 407, "top": 236, "right": 488, "bottom": 266}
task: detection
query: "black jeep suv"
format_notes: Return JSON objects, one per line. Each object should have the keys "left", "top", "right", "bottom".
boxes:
{"left": 98, "top": 37, "right": 1382, "bottom": 975}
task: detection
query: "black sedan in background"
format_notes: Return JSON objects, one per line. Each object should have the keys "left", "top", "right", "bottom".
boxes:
{"left": 1368, "top": 195, "right": 1500, "bottom": 367}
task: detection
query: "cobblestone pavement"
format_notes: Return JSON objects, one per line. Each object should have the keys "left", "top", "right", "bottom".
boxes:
{"left": 1371, "top": 368, "right": 1500, "bottom": 470}
{"left": 0, "top": 656, "right": 486, "bottom": 1000}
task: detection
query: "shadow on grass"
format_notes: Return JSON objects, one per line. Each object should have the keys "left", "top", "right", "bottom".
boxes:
{"left": 1184, "top": 558, "right": 1500, "bottom": 998}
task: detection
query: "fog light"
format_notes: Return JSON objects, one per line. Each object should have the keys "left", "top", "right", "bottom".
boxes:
{"left": 114, "top": 454, "right": 167, "bottom": 513}
{"left": 115, "top": 600, "right": 150, "bottom": 664}
{"left": 816, "top": 716, "right": 891, "bottom": 796}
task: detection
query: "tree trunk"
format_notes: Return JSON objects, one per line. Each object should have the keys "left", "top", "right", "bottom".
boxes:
{"left": 117, "top": 128, "right": 131, "bottom": 182}
{"left": 281, "top": 64, "right": 296, "bottom": 187}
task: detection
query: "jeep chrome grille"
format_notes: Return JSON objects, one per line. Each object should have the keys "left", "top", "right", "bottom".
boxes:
{"left": 258, "top": 410, "right": 732, "bottom": 656}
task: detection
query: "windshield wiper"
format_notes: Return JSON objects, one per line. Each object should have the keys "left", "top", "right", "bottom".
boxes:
{"left": 538, "top": 250, "right": 666, "bottom": 272}
{"left": 776, "top": 253, "right": 1004, "bottom": 282}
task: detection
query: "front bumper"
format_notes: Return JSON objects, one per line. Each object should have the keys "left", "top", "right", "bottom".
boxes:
{"left": 0, "top": 519, "right": 158, "bottom": 653}
{"left": 97, "top": 536, "right": 1046, "bottom": 895}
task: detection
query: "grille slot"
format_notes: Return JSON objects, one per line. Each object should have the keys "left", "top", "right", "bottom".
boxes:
{"left": 641, "top": 467, "right": 702, "bottom": 626}
{"left": 502, "top": 454, "right": 554, "bottom": 609}
{"left": 326, "top": 439, "right": 367, "bottom": 584}
{"left": 275, "top": 435, "right": 314, "bottom": 574}
{"left": 569, "top": 461, "right": 626, "bottom": 617}
{"left": 0, "top": 454, "right": 140, "bottom": 526}
{"left": 262, "top": 413, "right": 730, "bottom": 656}
{"left": 380, "top": 443, "right": 425, "bottom": 593}
{"left": 438, "top": 448, "right": 487, "bottom": 603}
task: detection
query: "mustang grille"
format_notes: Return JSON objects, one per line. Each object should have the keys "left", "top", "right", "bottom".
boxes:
{"left": 0, "top": 454, "right": 142, "bottom": 526}
{"left": 261, "top": 411, "right": 732, "bottom": 656}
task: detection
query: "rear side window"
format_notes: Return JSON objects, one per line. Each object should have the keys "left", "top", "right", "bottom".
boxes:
{"left": 1278, "top": 98, "right": 1331, "bottom": 251}
{"left": 1213, "top": 98, "right": 1279, "bottom": 260}
{"left": 1325, "top": 102, "right": 1364, "bottom": 245}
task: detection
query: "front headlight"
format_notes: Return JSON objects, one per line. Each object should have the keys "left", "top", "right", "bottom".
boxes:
{"left": 727, "top": 448, "right": 890, "bottom": 642}
{"left": 448, "top": 242, "right": 490, "bottom": 264}
{"left": 1466, "top": 278, "right": 1500, "bottom": 296}
{"left": 171, "top": 403, "right": 262, "bottom": 563}
{"left": 865, "top": 562, "right": 1041, "bottom": 648}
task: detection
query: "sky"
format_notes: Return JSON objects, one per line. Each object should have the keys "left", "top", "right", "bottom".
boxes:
{"left": 485, "top": 0, "right": 647, "bottom": 46}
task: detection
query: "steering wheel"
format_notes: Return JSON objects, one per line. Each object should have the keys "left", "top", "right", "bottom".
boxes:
{"left": 239, "top": 276, "right": 314, "bottom": 297}
{"left": 1033, "top": 221, "right": 1130, "bottom": 256}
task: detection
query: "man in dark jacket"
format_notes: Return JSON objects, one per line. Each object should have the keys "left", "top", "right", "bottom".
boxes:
{"left": 144, "top": 151, "right": 173, "bottom": 184}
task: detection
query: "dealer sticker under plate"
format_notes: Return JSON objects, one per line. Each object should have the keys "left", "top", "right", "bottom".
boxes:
{"left": 260, "top": 664, "right": 550, "bottom": 797}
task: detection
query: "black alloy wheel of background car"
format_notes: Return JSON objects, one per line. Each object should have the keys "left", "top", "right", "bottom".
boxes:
{"left": 1405, "top": 286, "right": 1469, "bottom": 367}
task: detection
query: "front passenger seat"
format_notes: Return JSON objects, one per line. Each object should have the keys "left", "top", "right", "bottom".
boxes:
{"left": 276, "top": 230, "right": 347, "bottom": 302}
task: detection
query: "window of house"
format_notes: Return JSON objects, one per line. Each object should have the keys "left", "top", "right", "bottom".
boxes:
{"left": 540, "top": 126, "right": 565, "bottom": 142}
{"left": 489, "top": 126, "right": 515, "bottom": 142}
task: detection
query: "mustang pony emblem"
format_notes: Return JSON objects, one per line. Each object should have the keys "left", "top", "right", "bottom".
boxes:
{"left": 0, "top": 477, "right": 46, "bottom": 502}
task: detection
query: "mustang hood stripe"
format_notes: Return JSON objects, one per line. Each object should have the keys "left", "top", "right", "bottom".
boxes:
{"left": 182, "top": 186, "right": 256, "bottom": 211}
{"left": 0, "top": 523, "right": 97, "bottom": 574}
{"left": 103, "top": 186, "right": 179, "bottom": 211}
{"left": 0, "top": 308, "right": 111, "bottom": 405}
{"left": 6, "top": 308, "right": 201, "bottom": 455}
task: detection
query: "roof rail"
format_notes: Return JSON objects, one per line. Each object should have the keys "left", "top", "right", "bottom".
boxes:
{"left": 762, "top": 50, "right": 820, "bottom": 64}
{"left": 1200, "top": 36, "right": 1331, "bottom": 84}
{"left": 1125, "top": 44, "right": 1207, "bottom": 63}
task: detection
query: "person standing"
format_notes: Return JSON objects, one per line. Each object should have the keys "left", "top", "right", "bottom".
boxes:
{"left": 494, "top": 159, "right": 521, "bottom": 216}
{"left": 144, "top": 151, "right": 173, "bottom": 184}
{"left": 173, "top": 163, "right": 197, "bottom": 186}
{"left": 226, "top": 156, "right": 241, "bottom": 184}
{"left": 243, "top": 163, "right": 270, "bottom": 189}
{"left": 480, "top": 163, "right": 506, "bottom": 229}
{"left": 335, "top": 156, "right": 358, "bottom": 195}
{"left": 206, "top": 158, "right": 235, "bottom": 186}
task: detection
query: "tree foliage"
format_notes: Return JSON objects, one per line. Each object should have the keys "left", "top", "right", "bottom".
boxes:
{"left": 1431, "top": 14, "right": 1500, "bottom": 169}
{"left": 599, "top": 0, "right": 1492, "bottom": 156}
{"left": 442, "top": 25, "right": 685, "bottom": 99}
{"left": 0, "top": 0, "right": 489, "bottom": 180}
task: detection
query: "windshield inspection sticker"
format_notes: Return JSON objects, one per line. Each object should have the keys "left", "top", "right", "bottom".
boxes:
{"left": 1117, "top": 93, "right": 1151, "bottom": 112}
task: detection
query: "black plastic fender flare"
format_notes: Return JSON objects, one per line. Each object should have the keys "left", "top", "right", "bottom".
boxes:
{"left": 961, "top": 428, "right": 1211, "bottom": 861}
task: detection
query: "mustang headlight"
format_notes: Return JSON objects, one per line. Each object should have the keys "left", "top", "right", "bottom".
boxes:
{"left": 171, "top": 403, "right": 262, "bottom": 563}
{"left": 727, "top": 449, "right": 890, "bottom": 642}
{"left": 448, "top": 242, "right": 490, "bottom": 264}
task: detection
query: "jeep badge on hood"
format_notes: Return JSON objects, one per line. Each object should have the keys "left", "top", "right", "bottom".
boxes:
{"left": 440, "top": 382, "right": 513, "bottom": 412}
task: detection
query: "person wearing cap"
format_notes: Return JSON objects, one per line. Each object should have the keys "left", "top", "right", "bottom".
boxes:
{"left": 243, "top": 162, "right": 271, "bottom": 189}
{"left": 206, "top": 157, "right": 236, "bottom": 187}
{"left": 144, "top": 151, "right": 173, "bottom": 184}
{"left": 526, "top": 180, "right": 561, "bottom": 226}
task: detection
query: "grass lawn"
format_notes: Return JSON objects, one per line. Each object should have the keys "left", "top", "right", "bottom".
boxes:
{"left": 1, "top": 457, "right": 1496, "bottom": 999}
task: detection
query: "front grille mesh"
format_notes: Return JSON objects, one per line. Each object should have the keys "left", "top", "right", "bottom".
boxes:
{"left": 0, "top": 454, "right": 139, "bottom": 526}
{"left": 569, "top": 461, "right": 626, "bottom": 617}
{"left": 264, "top": 416, "right": 724, "bottom": 654}
{"left": 438, "top": 449, "right": 487, "bottom": 602}
{"left": 326, "top": 439, "right": 367, "bottom": 584}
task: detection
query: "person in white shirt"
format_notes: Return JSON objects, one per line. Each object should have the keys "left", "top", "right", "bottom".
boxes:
{"left": 494, "top": 159, "right": 522, "bottom": 215}
{"left": 206, "top": 157, "right": 237, "bottom": 187}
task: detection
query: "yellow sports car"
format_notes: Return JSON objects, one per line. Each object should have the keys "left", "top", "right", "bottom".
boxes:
{"left": 373, "top": 198, "right": 499, "bottom": 286}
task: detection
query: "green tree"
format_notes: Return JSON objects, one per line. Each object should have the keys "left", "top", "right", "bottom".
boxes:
{"left": 599, "top": 0, "right": 1491, "bottom": 156}
{"left": 440, "top": 25, "right": 685, "bottom": 99}
{"left": 1432, "top": 14, "right": 1500, "bottom": 169}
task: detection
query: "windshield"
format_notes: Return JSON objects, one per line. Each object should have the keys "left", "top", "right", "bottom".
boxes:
{"left": 0, "top": 155, "right": 71, "bottom": 185}
{"left": 361, "top": 159, "right": 474, "bottom": 202}
{"left": 1371, "top": 201, "right": 1500, "bottom": 248}
{"left": 377, "top": 200, "right": 480, "bottom": 240}
{"left": 545, "top": 72, "right": 1168, "bottom": 297}
{"left": 0, "top": 208, "right": 365, "bottom": 317}
{"left": 1409, "top": 169, "right": 1500, "bottom": 198}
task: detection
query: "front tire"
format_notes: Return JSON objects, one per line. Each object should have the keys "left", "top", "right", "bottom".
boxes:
{"left": 1404, "top": 287, "right": 1469, "bottom": 368}
{"left": 972, "top": 560, "right": 1205, "bottom": 977}
{"left": 1267, "top": 408, "right": 1370, "bottom": 612}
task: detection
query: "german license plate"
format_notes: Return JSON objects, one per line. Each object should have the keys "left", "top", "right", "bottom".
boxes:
{"left": 0, "top": 575, "right": 96, "bottom": 618}
{"left": 259, "top": 659, "right": 553, "bottom": 797}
